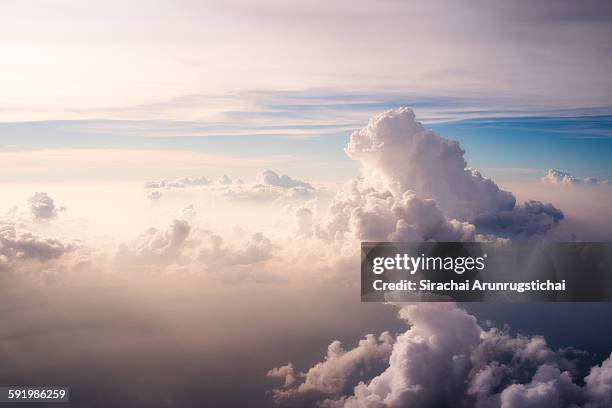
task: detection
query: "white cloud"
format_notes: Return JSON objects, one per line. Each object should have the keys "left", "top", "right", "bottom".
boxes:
{"left": 345, "top": 108, "right": 515, "bottom": 220}
{"left": 147, "top": 191, "right": 162, "bottom": 201}
{"left": 257, "top": 170, "right": 314, "bottom": 190}
{"left": 0, "top": 221, "right": 74, "bottom": 271}
{"left": 143, "top": 169, "right": 317, "bottom": 203}
{"left": 294, "top": 206, "right": 314, "bottom": 238}
{"left": 268, "top": 332, "right": 394, "bottom": 407}
{"left": 269, "top": 303, "right": 612, "bottom": 408}
{"left": 336, "top": 108, "right": 564, "bottom": 239}
{"left": 268, "top": 364, "right": 298, "bottom": 388}
{"left": 217, "top": 171, "right": 318, "bottom": 203}
{"left": 124, "top": 219, "right": 191, "bottom": 261}
{"left": 217, "top": 175, "right": 234, "bottom": 185}
{"left": 496, "top": 365, "right": 583, "bottom": 408}
{"left": 28, "top": 192, "right": 65, "bottom": 220}
{"left": 584, "top": 356, "right": 612, "bottom": 407}
{"left": 178, "top": 204, "right": 197, "bottom": 222}
{"left": 315, "top": 178, "right": 475, "bottom": 242}
{"left": 144, "top": 176, "right": 211, "bottom": 189}
{"left": 218, "top": 183, "right": 316, "bottom": 203}
{"left": 115, "top": 219, "right": 273, "bottom": 275}
{"left": 220, "top": 232, "right": 273, "bottom": 266}
{"left": 542, "top": 169, "right": 609, "bottom": 186}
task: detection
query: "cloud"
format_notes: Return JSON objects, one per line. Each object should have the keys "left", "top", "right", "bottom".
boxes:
{"left": 495, "top": 365, "right": 584, "bottom": 408}
{"left": 0, "top": 221, "right": 74, "bottom": 271}
{"left": 584, "top": 356, "right": 612, "bottom": 407}
{"left": 143, "top": 170, "right": 317, "bottom": 203}
{"left": 215, "top": 171, "right": 317, "bottom": 203}
{"left": 147, "top": 191, "right": 162, "bottom": 201}
{"left": 218, "top": 232, "right": 273, "bottom": 266}
{"left": 178, "top": 204, "right": 197, "bottom": 221}
{"left": 472, "top": 200, "right": 564, "bottom": 239}
{"left": 28, "top": 192, "right": 65, "bottom": 220}
{"left": 315, "top": 178, "right": 476, "bottom": 242}
{"left": 217, "top": 174, "right": 234, "bottom": 185}
{"left": 269, "top": 303, "right": 612, "bottom": 408}
{"left": 268, "top": 332, "right": 394, "bottom": 407}
{"left": 118, "top": 219, "right": 192, "bottom": 263}
{"left": 115, "top": 219, "right": 273, "bottom": 275}
{"left": 268, "top": 364, "right": 298, "bottom": 388}
{"left": 257, "top": 170, "right": 314, "bottom": 190}
{"left": 218, "top": 184, "right": 316, "bottom": 203}
{"left": 144, "top": 176, "right": 211, "bottom": 189}
{"left": 294, "top": 206, "right": 314, "bottom": 238}
{"left": 542, "top": 169, "right": 609, "bottom": 186}
{"left": 337, "top": 108, "right": 563, "bottom": 239}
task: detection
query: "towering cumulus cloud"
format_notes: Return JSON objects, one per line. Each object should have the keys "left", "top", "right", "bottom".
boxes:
{"left": 323, "top": 108, "right": 563, "bottom": 240}
{"left": 267, "top": 109, "right": 593, "bottom": 407}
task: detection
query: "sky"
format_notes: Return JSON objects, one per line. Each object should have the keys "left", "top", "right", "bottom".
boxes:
{"left": 1, "top": 113, "right": 612, "bottom": 184}
{"left": 2, "top": 0, "right": 612, "bottom": 120}
{"left": 2, "top": 1, "right": 612, "bottom": 407}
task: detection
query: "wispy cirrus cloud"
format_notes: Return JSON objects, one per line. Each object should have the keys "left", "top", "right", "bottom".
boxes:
{"left": 2, "top": 1, "right": 612, "bottom": 122}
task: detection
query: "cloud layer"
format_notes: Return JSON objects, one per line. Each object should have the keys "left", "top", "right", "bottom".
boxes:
{"left": 144, "top": 170, "right": 317, "bottom": 203}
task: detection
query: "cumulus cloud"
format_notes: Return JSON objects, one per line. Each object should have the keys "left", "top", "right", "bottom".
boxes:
{"left": 268, "top": 364, "right": 298, "bottom": 388}
{"left": 584, "top": 357, "right": 612, "bottom": 407}
{"left": 325, "top": 108, "right": 563, "bottom": 239}
{"left": 28, "top": 192, "right": 65, "bottom": 220}
{"left": 144, "top": 176, "right": 211, "bottom": 189}
{"left": 217, "top": 174, "right": 233, "bottom": 185}
{"left": 213, "top": 232, "right": 273, "bottom": 266}
{"left": 268, "top": 303, "right": 612, "bottom": 408}
{"left": 217, "top": 170, "right": 316, "bottom": 203}
{"left": 542, "top": 169, "right": 609, "bottom": 186}
{"left": 147, "top": 190, "right": 162, "bottom": 201}
{"left": 143, "top": 170, "right": 317, "bottom": 203}
{"left": 345, "top": 108, "right": 514, "bottom": 219}
{"left": 294, "top": 206, "right": 314, "bottom": 238}
{"left": 268, "top": 332, "right": 394, "bottom": 407}
{"left": 118, "top": 219, "right": 192, "bottom": 264}
{"left": 0, "top": 221, "right": 74, "bottom": 271}
{"left": 218, "top": 183, "right": 316, "bottom": 202}
{"left": 472, "top": 200, "right": 564, "bottom": 239}
{"left": 257, "top": 170, "right": 314, "bottom": 190}
{"left": 115, "top": 219, "right": 273, "bottom": 275}
{"left": 316, "top": 178, "right": 475, "bottom": 242}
